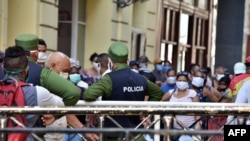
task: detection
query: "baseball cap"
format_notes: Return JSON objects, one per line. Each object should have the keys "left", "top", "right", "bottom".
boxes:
{"left": 153, "top": 58, "right": 163, "bottom": 64}
{"left": 234, "top": 62, "right": 246, "bottom": 74}
{"left": 129, "top": 60, "right": 139, "bottom": 67}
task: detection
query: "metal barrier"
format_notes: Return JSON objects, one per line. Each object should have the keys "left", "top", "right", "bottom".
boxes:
{"left": 0, "top": 101, "right": 249, "bottom": 141}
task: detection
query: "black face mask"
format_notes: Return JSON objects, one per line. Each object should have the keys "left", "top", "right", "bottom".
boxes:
{"left": 217, "top": 87, "right": 228, "bottom": 92}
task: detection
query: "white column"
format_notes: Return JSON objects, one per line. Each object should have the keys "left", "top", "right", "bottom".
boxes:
{"left": 71, "top": 0, "right": 78, "bottom": 58}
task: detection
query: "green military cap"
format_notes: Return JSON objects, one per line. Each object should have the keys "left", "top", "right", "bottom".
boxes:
{"left": 108, "top": 42, "right": 128, "bottom": 63}
{"left": 15, "top": 34, "right": 38, "bottom": 51}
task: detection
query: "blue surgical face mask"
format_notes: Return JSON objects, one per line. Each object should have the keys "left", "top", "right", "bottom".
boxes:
{"left": 69, "top": 74, "right": 81, "bottom": 84}
{"left": 163, "top": 66, "right": 171, "bottom": 73}
{"left": 156, "top": 64, "right": 163, "bottom": 71}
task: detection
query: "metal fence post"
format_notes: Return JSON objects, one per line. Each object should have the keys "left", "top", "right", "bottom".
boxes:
{"left": 163, "top": 115, "right": 173, "bottom": 141}
{"left": 99, "top": 115, "right": 104, "bottom": 141}
{"left": 154, "top": 115, "right": 161, "bottom": 141}
{"left": 0, "top": 115, "right": 7, "bottom": 141}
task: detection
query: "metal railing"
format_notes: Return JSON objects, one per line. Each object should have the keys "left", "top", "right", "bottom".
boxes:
{"left": 0, "top": 101, "right": 249, "bottom": 141}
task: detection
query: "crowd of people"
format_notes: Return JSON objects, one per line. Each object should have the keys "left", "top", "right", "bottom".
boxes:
{"left": 2, "top": 33, "right": 250, "bottom": 141}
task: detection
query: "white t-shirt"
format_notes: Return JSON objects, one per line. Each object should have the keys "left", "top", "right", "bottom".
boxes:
{"left": 35, "top": 86, "right": 64, "bottom": 107}
{"left": 35, "top": 86, "right": 66, "bottom": 141}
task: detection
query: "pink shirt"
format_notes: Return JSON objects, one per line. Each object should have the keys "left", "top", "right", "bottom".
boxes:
{"left": 169, "top": 89, "right": 197, "bottom": 129}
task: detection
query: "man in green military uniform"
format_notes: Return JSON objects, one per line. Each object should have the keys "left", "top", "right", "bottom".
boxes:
{"left": 11, "top": 34, "right": 80, "bottom": 106}
{"left": 84, "top": 42, "right": 163, "bottom": 141}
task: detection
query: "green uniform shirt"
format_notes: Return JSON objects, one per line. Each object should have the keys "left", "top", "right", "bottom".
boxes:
{"left": 83, "top": 64, "right": 163, "bottom": 101}
{"left": 40, "top": 68, "right": 80, "bottom": 106}
{"left": 27, "top": 57, "right": 80, "bottom": 106}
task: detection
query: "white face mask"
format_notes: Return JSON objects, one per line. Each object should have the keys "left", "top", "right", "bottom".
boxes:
{"left": 37, "top": 52, "right": 47, "bottom": 62}
{"left": 167, "top": 76, "right": 176, "bottom": 85}
{"left": 131, "top": 69, "right": 139, "bottom": 73}
{"left": 59, "top": 72, "right": 69, "bottom": 79}
{"left": 108, "top": 58, "right": 113, "bottom": 70}
{"left": 192, "top": 77, "right": 204, "bottom": 87}
{"left": 139, "top": 63, "right": 146, "bottom": 68}
{"left": 176, "top": 81, "right": 189, "bottom": 90}
{"left": 92, "top": 62, "right": 100, "bottom": 73}
{"left": 216, "top": 74, "right": 225, "bottom": 81}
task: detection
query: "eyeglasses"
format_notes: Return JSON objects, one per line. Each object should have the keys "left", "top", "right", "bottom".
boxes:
{"left": 177, "top": 71, "right": 189, "bottom": 76}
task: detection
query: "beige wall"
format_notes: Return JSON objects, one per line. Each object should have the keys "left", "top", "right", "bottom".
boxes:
{"left": 8, "top": 0, "right": 38, "bottom": 46}
{"left": 85, "top": 0, "right": 113, "bottom": 68}
{"left": 39, "top": 0, "right": 58, "bottom": 51}
{"left": 7, "top": 0, "right": 58, "bottom": 51}
{"left": 0, "top": 0, "right": 8, "bottom": 50}
{"left": 4, "top": 0, "right": 159, "bottom": 70}
{"left": 145, "top": 0, "right": 158, "bottom": 59}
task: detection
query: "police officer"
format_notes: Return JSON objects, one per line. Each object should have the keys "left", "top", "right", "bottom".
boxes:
{"left": 83, "top": 42, "right": 163, "bottom": 141}
{"left": 6, "top": 34, "right": 80, "bottom": 106}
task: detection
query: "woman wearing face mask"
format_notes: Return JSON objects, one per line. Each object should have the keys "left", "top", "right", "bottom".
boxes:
{"left": 161, "top": 71, "right": 201, "bottom": 141}
{"left": 160, "top": 69, "right": 177, "bottom": 94}
{"left": 81, "top": 52, "right": 101, "bottom": 86}
{"left": 191, "top": 70, "right": 208, "bottom": 102}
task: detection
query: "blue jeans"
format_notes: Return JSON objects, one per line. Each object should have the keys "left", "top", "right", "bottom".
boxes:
{"left": 64, "top": 133, "right": 83, "bottom": 141}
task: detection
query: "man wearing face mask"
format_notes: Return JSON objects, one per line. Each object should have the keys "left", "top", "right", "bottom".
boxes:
{"left": 96, "top": 53, "right": 113, "bottom": 77}
{"left": 213, "top": 66, "right": 226, "bottom": 88}
{"left": 0, "top": 34, "right": 80, "bottom": 106}
{"left": 191, "top": 70, "right": 209, "bottom": 103}
{"left": 69, "top": 58, "right": 89, "bottom": 99}
{"left": 129, "top": 60, "right": 140, "bottom": 73}
{"left": 138, "top": 55, "right": 152, "bottom": 72}
{"left": 45, "top": 52, "right": 99, "bottom": 141}
{"left": 152, "top": 58, "right": 167, "bottom": 87}
{"left": 37, "top": 38, "right": 48, "bottom": 67}
{"left": 162, "top": 60, "right": 172, "bottom": 74}
{"left": 160, "top": 68, "right": 177, "bottom": 94}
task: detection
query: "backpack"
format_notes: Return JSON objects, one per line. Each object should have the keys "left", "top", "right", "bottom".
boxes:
{"left": 0, "top": 77, "right": 29, "bottom": 141}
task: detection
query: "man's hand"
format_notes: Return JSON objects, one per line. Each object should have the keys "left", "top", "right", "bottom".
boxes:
{"left": 86, "top": 114, "right": 98, "bottom": 127}
{"left": 41, "top": 114, "right": 56, "bottom": 126}
{"left": 84, "top": 133, "right": 99, "bottom": 141}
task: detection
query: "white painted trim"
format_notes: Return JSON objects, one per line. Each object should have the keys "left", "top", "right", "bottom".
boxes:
{"left": 131, "top": 27, "right": 146, "bottom": 34}
{"left": 78, "top": 21, "right": 86, "bottom": 26}
{"left": 70, "top": 0, "right": 78, "bottom": 58}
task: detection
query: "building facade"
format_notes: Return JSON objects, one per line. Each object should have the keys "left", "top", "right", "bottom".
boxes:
{"left": 2, "top": 0, "right": 247, "bottom": 73}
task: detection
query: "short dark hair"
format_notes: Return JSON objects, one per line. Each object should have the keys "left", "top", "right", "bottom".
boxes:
{"left": 176, "top": 71, "right": 189, "bottom": 80}
{"left": 166, "top": 68, "right": 176, "bottom": 76}
{"left": 4, "top": 46, "right": 28, "bottom": 72}
{"left": 89, "top": 52, "right": 98, "bottom": 62}
{"left": 218, "top": 76, "right": 231, "bottom": 86}
{"left": 97, "top": 53, "right": 110, "bottom": 69}
{"left": 38, "top": 38, "right": 47, "bottom": 47}
{"left": 139, "top": 70, "right": 156, "bottom": 83}
{"left": 190, "top": 63, "right": 200, "bottom": 71}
